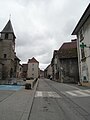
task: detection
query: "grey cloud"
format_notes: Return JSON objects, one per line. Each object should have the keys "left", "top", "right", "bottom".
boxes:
{"left": 0, "top": 0, "right": 89, "bottom": 69}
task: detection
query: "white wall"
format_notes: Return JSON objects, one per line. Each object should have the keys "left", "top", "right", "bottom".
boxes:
{"left": 78, "top": 17, "right": 90, "bottom": 82}
{"left": 27, "top": 62, "right": 39, "bottom": 78}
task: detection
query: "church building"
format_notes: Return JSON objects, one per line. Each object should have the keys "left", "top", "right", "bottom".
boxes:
{"left": 0, "top": 19, "right": 20, "bottom": 80}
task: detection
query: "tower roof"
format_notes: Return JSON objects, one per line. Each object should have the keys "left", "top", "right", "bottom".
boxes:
{"left": 1, "top": 20, "right": 16, "bottom": 37}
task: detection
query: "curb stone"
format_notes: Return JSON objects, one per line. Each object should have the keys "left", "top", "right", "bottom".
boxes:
{"left": 21, "top": 80, "right": 39, "bottom": 120}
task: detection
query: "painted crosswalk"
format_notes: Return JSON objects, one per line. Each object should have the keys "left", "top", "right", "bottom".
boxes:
{"left": 35, "top": 91, "right": 61, "bottom": 98}
{"left": 35, "top": 89, "right": 90, "bottom": 98}
{"left": 64, "top": 89, "right": 90, "bottom": 98}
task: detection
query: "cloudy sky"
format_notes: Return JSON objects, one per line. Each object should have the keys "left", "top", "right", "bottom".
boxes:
{"left": 0, "top": 0, "right": 89, "bottom": 70}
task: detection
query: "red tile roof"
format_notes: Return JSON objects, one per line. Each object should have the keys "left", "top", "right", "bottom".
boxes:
{"left": 28, "top": 57, "right": 39, "bottom": 63}
{"left": 58, "top": 40, "right": 77, "bottom": 58}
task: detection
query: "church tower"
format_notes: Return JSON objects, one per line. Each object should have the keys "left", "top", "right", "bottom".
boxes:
{"left": 0, "top": 20, "right": 16, "bottom": 79}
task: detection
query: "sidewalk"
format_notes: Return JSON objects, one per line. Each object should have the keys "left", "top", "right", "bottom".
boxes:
{"left": 0, "top": 80, "right": 38, "bottom": 120}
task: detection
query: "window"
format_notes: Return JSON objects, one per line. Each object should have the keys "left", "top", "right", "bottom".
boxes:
{"left": 5, "top": 33, "right": 8, "bottom": 39}
{"left": 32, "top": 64, "right": 34, "bottom": 66}
{"left": 32, "top": 68, "right": 34, "bottom": 71}
{"left": 32, "top": 74, "right": 34, "bottom": 77}
{"left": 4, "top": 54, "right": 7, "bottom": 58}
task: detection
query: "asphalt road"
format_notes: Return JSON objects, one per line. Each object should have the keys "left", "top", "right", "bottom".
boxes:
{"left": 29, "top": 78, "right": 90, "bottom": 120}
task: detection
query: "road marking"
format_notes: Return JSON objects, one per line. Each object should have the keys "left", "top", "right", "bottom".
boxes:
{"left": 65, "top": 89, "right": 90, "bottom": 97}
{"left": 35, "top": 91, "right": 42, "bottom": 97}
{"left": 84, "top": 89, "right": 90, "bottom": 93}
{"left": 74, "top": 91, "right": 89, "bottom": 96}
{"left": 66, "top": 91, "right": 77, "bottom": 96}
{"left": 35, "top": 91, "right": 61, "bottom": 98}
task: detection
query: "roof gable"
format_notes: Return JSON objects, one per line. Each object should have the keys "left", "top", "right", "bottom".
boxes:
{"left": 28, "top": 57, "right": 39, "bottom": 63}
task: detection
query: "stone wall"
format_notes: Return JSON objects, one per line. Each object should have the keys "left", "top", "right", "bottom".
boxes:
{"left": 59, "top": 58, "right": 79, "bottom": 83}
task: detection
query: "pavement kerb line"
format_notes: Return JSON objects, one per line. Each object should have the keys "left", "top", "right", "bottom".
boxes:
{"left": 27, "top": 79, "right": 39, "bottom": 120}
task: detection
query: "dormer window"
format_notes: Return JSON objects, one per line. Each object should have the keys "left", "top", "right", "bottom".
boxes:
{"left": 5, "top": 33, "right": 8, "bottom": 39}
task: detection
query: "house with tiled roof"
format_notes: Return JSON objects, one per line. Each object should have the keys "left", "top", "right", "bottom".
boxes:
{"left": 51, "top": 40, "right": 79, "bottom": 83}
{"left": 27, "top": 57, "right": 39, "bottom": 79}
{"left": 72, "top": 4, "right": 90, "bottom": 86}
{"left": 58, "top": 39, "right": 79, "bottom": 83}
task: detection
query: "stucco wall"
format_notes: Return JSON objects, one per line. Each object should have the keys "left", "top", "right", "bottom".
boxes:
{"left": 60, "top": 58, "right": 79, "bottom": 83}
{"left": 78, "top": 17, "right": 90, "bottom": 82}
{"left": 27, "top": 63, "right": 39, "bottom": 78}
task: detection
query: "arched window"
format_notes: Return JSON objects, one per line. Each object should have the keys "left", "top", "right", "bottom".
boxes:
{"left": 5, "top": 33, "right": 8, "bottom": 39}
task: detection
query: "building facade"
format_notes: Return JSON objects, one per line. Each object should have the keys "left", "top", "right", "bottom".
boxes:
{"left": 72, "top": 4, "right": 90, "bottom": 86}
{"left": 27, "top": 57, "right": 39, "bottom": 79}
{"left": 51, "top": 50, "right": 59, "bottom": 81}
{"left": 51, "top": 40, "right": 79, "bottom": 83}
{"left": 58, "top": 40, "right": 79, "bottom": 83}
{"left": 22, "top": 64, "right": 28, "bottom": 78}
{"left": 44, "top": 64, "right": 52, "bottom": 79}
{"left": 40, "top": 70, "right": 44, "bottom": 78}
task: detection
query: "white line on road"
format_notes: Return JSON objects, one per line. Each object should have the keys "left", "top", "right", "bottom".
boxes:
{"left": 74, "top": 90, "right": 89, "bottom": 96}
{"left": 84, "top": 89, "right": 90, "bottom": 93}
{"left": 66, "top": 91, "right": 77, "bottom": 96}
{"left": 35, "top": 91, "right": 42, "bottom": 97}
{"left": 35, "top": 91, "right": 61, "bottom": 98}
{"left": 65, "top": 89, "right": 90, "bottom": 97}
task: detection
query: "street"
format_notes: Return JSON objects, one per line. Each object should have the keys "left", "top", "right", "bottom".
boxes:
{"left": 29, "top": 79, "right": 90, "bottom": 120}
